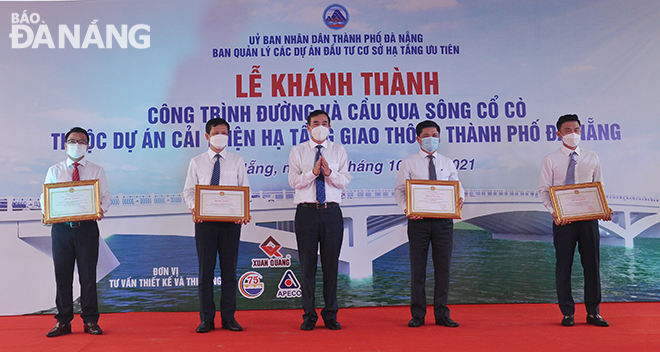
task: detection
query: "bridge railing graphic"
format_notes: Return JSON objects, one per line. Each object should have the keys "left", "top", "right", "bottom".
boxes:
{"left": 3, "top": 189, "right": 659, "bottom": 279}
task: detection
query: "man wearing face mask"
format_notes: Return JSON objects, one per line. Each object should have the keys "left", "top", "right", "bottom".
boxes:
{"left": 42, "top": 127, "right": 111, "bottom": 337}
{"left": 183, "top": 118, "right": 249, "bottom": 333}
{"left": 394, "top": 120, "right": 464, "bottom": 328}
{"left": 288, "top": 109, "right": 351, "bottom": 331}
{"left": 539, "top": 114, "right": 612, "bottom": 327}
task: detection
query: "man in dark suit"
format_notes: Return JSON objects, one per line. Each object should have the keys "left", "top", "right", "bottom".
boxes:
{"left": 183, "top": 118, "right": 250, "bottom": 333}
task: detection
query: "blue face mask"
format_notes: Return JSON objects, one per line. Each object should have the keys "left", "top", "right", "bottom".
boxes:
{"left": 421, "top": 137, "right": 439, "bottom": 153}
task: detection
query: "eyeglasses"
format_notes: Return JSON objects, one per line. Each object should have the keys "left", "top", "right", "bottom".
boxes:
{"left": 66, "top": 139, "right": 89, "bottom": 145}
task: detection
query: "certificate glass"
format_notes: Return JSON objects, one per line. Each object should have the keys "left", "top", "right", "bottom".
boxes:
{"left": 194, "top": 185, "right": 250, "bottom": 222}
{"left": 43, "top": 179, "right": 102, "bottom": 224}
{"left": 405, "top": 179, "right": 461, "bottom": 219}
{"left": 549, "top": 182, "right": 609, "bottom": 222}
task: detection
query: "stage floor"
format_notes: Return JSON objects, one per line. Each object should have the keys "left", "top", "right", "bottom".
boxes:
{"left": 1, "top": 303, "right": 659, "bottom": 352}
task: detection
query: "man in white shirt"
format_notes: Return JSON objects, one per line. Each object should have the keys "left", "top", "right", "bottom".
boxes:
{"left": 288, "top": 110, "right": 351, "bottom": 331}
{"left": 394, "top": 120, "right": 464, "bottom": 328}
{"left": 183, "top": 118, "right": 249, "bottom": 333}
{"left": 43, "top": 127, "right": 111, "bottom": 337}
{"left": 539, "top": 114, "right": 612, "bottom": 327}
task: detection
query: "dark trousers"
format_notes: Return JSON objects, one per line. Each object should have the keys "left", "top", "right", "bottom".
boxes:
{"left": 195, "top": 221, "right": 241, "bottom": 323}
{"left": 553, "top": 219, "right": 601, "bottom": 316}
{"left": 51, "top": 221, "right": 100, "bottom": 324}
{"left": 407, "top": 218, "right": 453, "bottom": 321}
{"left": 294, "top": 205, "right": 344, "bottom": 323}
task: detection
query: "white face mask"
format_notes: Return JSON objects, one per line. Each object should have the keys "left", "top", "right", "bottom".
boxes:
{"left": 311, "top": 125, "right": 330, "bottom": 142}
{"left": 420, "top": 137, "right": 439, "bottom": 153}
{"left": 561, "top": 132, "right": 581, "bottom": 148}
{"left": 209, "top": 134, "right": 229, "bottom": 149}
{"left": 66, "top": 143, "right": 87, "bottom": 159}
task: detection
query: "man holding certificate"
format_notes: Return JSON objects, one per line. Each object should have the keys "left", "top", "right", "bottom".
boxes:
{"left": 395, "top": 120, "right": 464, "bottom": 328}
{"left": 43, "top": 127, "right": 111, "bottom": 337}
{"left": 539, "top": 114, "right": 612, "bottom": 327}
{"left": 288, "top": 109, "right": 351, "bottom": 331}
{"left": 183, "top": 118, "right": 249, "bottom": 333}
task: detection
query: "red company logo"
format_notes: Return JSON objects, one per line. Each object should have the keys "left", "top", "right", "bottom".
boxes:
{"left": 252, "top": 236, "right": 291, "bottom": 269}
{"left": 260, "top": 236, "right": 283, "bottom": 258}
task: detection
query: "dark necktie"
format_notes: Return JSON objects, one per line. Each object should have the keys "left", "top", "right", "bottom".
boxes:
{"left": 72, "top": 162, "right": 80, "bottom": 182}
{"left": 565, "top": 151, "right": 576, "bottom": 185}
{"left": 427, "top": 155, "right": 437, "bottom": 181}
{"left": 315, "top": 145, "right": 326, "bottom": 203}
{"left": 210, "top": 154, "right": 220, "bottom": 185}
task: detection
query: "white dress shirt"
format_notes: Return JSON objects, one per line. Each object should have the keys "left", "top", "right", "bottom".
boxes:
{"left": 395, "top": 150, "right": 464, "bottom": 212}
{"left": 183, "top": 148, "right": 250, "bottom": 210}
{"left": 538, "top": 145, "right": 603, "bottom": 213}
{"left": 42, "top": 157, "right": 112, "bottom": 213}
{"left": 288, "top": 139, "right": 351, "bottom": 205}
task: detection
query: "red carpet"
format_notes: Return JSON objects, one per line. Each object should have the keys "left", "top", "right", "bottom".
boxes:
{"left": 1, "top": 303, "right": 659, "bottom": 352}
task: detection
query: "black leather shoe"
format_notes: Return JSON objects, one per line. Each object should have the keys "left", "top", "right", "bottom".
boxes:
{"left": 196, "top": 321, "right": 215, "bottom": 333}
{"left": 221, "top": 319, "right": 243, "bottom": 331}
{"left": 408, "top": 318, "right": 425, "bottom": 328}
{"left": 436, "top": 316, "right": 459, "bottom": 327}
{"left": 83, "top": 322, "right": 103, "bottom": 335}
{"left": 46, "top": 322, "right": 71, "bottom": 337}
{"left": 324, "top": 320, "right": 341, "bottom": 330}
{"left": 587, "top": 314, "right": 609, "bottom": 327}
{"left": 300, "top": 319, "right": 316, "bottom": 331}
{"left": 561, "top": 315, "right": 575, "bottom": 326}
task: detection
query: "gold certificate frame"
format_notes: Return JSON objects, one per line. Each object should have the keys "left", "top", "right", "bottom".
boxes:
{"left": 194, "top": 185, "right": 250, "bottom": 222}
{"left": 43, "top": 179, "right": 102, "bottom": 224}
{"left": 406, "top": 179, "right": 461, "bottom": 219}
{"left": 549, "top": 182, "right": 608, "bottom": 222}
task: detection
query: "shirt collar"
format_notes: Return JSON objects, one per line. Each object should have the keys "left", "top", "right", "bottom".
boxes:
{"left": 560, "top": 145, "right": 581, "bottom": 156}
{"left": 207, "top": 148, "right": 226, "bottom": 159}
{"left": 66, "top": 157, "right": 87, "bottom": 167}
{"left": 418, "top": 149, "right": 438, "bottom": 159}
{"left": 308, "top": 139, "right": 329, "bottom": 149}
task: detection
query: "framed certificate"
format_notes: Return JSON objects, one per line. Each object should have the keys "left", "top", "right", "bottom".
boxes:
{"left": 549, "top": 182, "right": 609, "bottom": 222}
{"left": 194, "top": 185, "right": 250, "bottom": 222}
{"left": 43, "top": 179, "right": 102, "bottom": 224}
{"left": 405, "top": 179, "right": 461, "bottom": 219}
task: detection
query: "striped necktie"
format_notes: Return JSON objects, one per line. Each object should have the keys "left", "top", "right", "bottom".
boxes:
{"left": 72, "top": 162, "right": 80, "bottom": 182}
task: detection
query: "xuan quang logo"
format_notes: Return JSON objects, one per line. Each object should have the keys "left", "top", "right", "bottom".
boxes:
{"left": 9, "top": 11, "right": 150, "bottom": 49}
{"left": 251, "top": 236, "right": 292, "bottom": 268}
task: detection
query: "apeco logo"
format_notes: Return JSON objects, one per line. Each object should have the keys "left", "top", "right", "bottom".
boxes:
{"left": 323, "top": 4, "right": 348, "bottom": 30}
{"left": 239, "top": 271, "right": 264, "bottom": 299}
{"left": 276, "top": 269, "right": 302, "bottom": 298}
{"left": 9, "top": 11, "right": 150, "bottom": 49}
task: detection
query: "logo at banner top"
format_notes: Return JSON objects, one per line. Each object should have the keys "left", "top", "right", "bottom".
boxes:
{"left": 259, "top": 236, "right": 283, "bottom": 258}
{"left": 239, "top": 271, "right": 264, "bottom": 299}
{"left": 323, "top": 4, "right": 349, "bottom": 30}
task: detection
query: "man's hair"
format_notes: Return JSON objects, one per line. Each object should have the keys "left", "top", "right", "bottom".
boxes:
{"left": 206, "top": 118, "right": 230, "bottom": 134}
{"left": 65, "top": 127, "right": 89, "bottom": 143}
{"left": 415, "top": 120, "right": 440, "bottom": 136}
{"left": 306, "top": 109, "right": 329, "bottom": 125}
{"left": 556, "top": 114, "right": 581, "bottom": 131}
